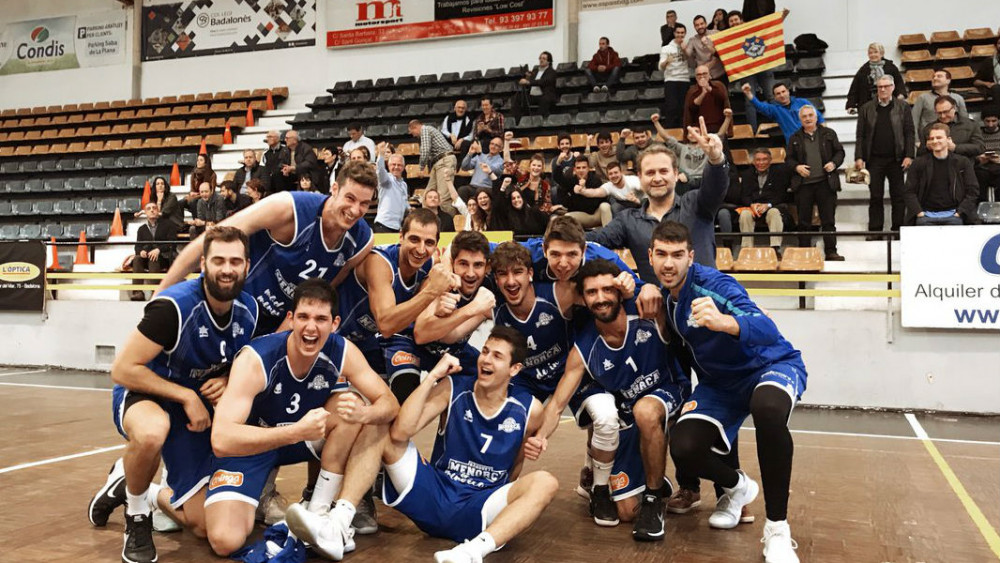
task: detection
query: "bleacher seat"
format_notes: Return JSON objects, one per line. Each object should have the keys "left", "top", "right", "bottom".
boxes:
{"left": 63, "top": 223, "right": 87, "bottom": 239}
{"left": 96, "top": 198, "right": 118, "bottom": 213}
{"left": 734, "top": 247, "right": 779, "bottom": 271}
{"left": 929, "top": 30, "right": 963, "bottom": 48}
{"left": 583, "top": 92, "right": 610, "bottom": 106}
{"left": 898, "top": 33, "right": 929, "bottom": 50}
{"left": 0, "top": 202, "right": 11, "bottom": 216}
{"left": 555, "top": 62, "right": 578, "bottom": 74}
{"left": 86, "top": 222, "right": 110, "bottom": 239}
{"left": 970, "top": 44, "right": 998, "bottom": 60}
{"left": 85, "top": 177, "right": 107, "bottom": 190}
{"left": 25, "top": 179, "right": 44, "bottom": 192}
{"left": 778, "top": 247, "right": 824, "bottom": 271}
{"left": 119, "top": 197, "right": 141, "bottom": 213}
{"left": 484, "top": 68, "right": 507, "bottom": 80}
{"left": 543, "top": 114, "right": 572, "bottom": 128}
{"left": 621, "top": 72, "right": 646, "bottom": 85}
{"left": 611, "top": 90, "right": 638, "bottom": 103}
{"left": 439, "top": 72, "right": 460, "bottom": 83}
{"left": 630, "top": 107, "right": 658, "bottom": 122}
{"left": 715, "top": 247, "right": 734, "bottom": 271}
{"left": 0, "top": 225, "right": 20, "bottom": 240}
{"left": 41, "top": 223, "right": 62, "bottom": 239}
{"left": 964, "top": 27, "right": 998, "bottom": 45}
{"left": 905, "top": 68, "right": 935, "bottom": 85}
{"left": 53, "top": 200, "right": 75, "bottom": 214}
{"left": 8, "top": 180, "right": 26, "bottom": 193}
{"left": 75, "top": 199, "right": 97, "bottom": 214}
{"left": 935, "top": 46, "right": 968, "bottom": 63}
{"left": 572, "top": 111, "right": 601, "bottom": 126}
{"left": 19, "top": 224, "right": 41, "bottom": 239}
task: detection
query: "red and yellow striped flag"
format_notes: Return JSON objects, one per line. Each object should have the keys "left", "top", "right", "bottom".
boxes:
{"left": 712, "top": 12, "right": 786, "bottom": 81}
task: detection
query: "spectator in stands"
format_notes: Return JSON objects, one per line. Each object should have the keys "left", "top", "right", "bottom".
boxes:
{"left": 659, "top": 23, "right": 693, "bottom": 129}
{"left": 421, "top": 189, "right": 455, "bottom": 233}
{"left": 585, "top": 37, "right": 622, "bottom": 93}
{"left": 586, "top": 161, "right": 644, "bottom": 214}
{"left": 150, "top": 176, "right": 183, "bottom": 231}
{"left": 179, "top": 184, "right": 200, "bottom": 221}
{"left": 514, "top": 51, "right": 558, "bottom": 119}
{"left": 653, "top": 110, "right": 733, "bottom": 192}
{"left": 233, "top": 149, "right": 260, "bottom": 195}
{"left": 584, "top": 131, "right": 620, "bottom": 181}
{"left": 298, "top": 175, "right": 317, "bottom": 192}
{"left": 975, "top": 109, "right": 1000, "bottom": 200}
{"left": 551, "top": 134, "right": 577, "bottom": 196}
{"left": 465, "top": 193, "right": 489, "bottom": 231}
{"left": 283, "top": 129, "right": 319, "bottom": 188}
{"left": 474, "top": 97, "right": 505, "bottom": 148}
{"left": 349, "top": 146, "right": 370, "bottom": 162}
{"left": 905, "top": 123, "right": 980, "bottom": 225}
{"left": 738, "top": 148, "right": 790, "bottom": 255}
{"left": 855, "top": 75, "right": 915, "bottom": 235}
{"left": 246, "top": 178, "right": 264, "bottom": 204}
{"left": 475, "top": 189, "right": 495, "bottom": 228}
{"left": 660, "top": 9, "right": 678, "bottom": 47}
{"left": 742, "top": 82, "right": 824, "bottom": 142}
{"left": 716, "top": 163, "right": 746, "bottom": 253}
{"left": 709, "top": 8, "right": 728, "bottom": 31}
{"left": 374, "top": 142, "right": 409, "bottom": 232}
{"left": 555, "top": 155, "right": 611, "bottom": 228}
{"left": 410, "top": 119, "right": 458, "bottom": 214}
{"left": 918, "top": 96, "right": 985, "bottom": 159}
{"left": 787, "top": 105, "right": 845, "bottom": 261}
{"left": 219, "top": 179, "right": 254, "bottom": 218}
{"left": 912, "top": 70, "right": 969, "bottom": 135}
{"left": 131, "top": 201, "right": 178, "bottom": 301}
{"left": 491, "top": 179, "right": 549, "bottom": 235}
{"left": 973, "top": 37, "right": 1000, "bottom": 104}
{"left": 617, "top": 127, "right": 661, "bottom": 170}
{"left": 725, "top": 11, "right": 778, "bottom": 132}
{"left": 260, "top": 129, "right": 292, "bottom": 193}
{"left": 186, "top": 181, "right": 225, "bottom": 237}
{"left": 318, "top": 146, "right": 342, "bottom": 192}
{"left": 684, "top": 65, "right": 731, "bottom": 134}
{"left": 460, "top": 137, "right": 505, "bottom": 201}
{"left": 343, "top": 123, "right": 376, "bottom": 162}
{"left": 845, "top": 42, "right": 906, "bottom": 115}
{"left": 442, "top": 99, "right": 476, "bottom": 156}
{"left": 684, "top": 16, "right": 725, "bottom": 82}
{"left": 513, "top": 153, "right": 554, "bottom": 213}
{"left": 741, "top": 0, "right": 775, "bottom": 21}
{"left": 189, "top": 153, "right": 217, "bottom": 193}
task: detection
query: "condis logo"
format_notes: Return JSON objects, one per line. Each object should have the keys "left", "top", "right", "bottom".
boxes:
{"left": 17, "top": 26, "right": 65, "bottom": 59}
{"left": 981, "top": 233, "right": 1000, "bottom": 276}
{"left": 0, "top": 262, "right": 41, "bottom": 283}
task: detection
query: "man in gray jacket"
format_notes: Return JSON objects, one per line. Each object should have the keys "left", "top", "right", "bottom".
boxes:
{"left": 912, "top": 69, "right": 969, "bottom": 135}
{"left": 918, "top": 96, "right": 985, "bottom": 160}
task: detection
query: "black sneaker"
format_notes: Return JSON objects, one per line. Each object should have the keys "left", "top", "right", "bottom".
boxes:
{"left": 352, "top": 489, "right": 378, "bottom": 535}
{"left": 589, "top": 485, "right": 619, "bottom": 527}
{"left": 575, "top": 465, "right": 594, "bottom": 499}
{"left": 299, "top": 485, "right": 314, "bottom": 504}
{"left": 122, "top": 512, "right": 157, "bottom": 563}
{"left": 89, "top": 458, "right": 126, "bottom": 527}
{"left": 632, "top": 493, "right": 665, "bottom": 542}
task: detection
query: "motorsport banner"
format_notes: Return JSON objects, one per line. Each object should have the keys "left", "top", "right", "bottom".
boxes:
{"left": 0, "top": 11, "right": 127, "bottom": 76}
{"left": 142, "top": 0, "right": 316, "bottom": 61}
{"left": 0, "top": 242, "right": 46, "bottom": 312}
{"left": 326, "top": 0, "right": 554, "bottom": 49}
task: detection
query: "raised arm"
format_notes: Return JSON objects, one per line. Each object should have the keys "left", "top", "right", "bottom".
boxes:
{"left": 389, "top": 355, "right": 459, "bottom": 443}
{"left": 414, "top": 286, "right": 494, "bottom": 345}
{"left": 524, "top": 348, "right": 587, "bottom": 460}
{"left": 367, "top": 255, "right": 457, "bottom": 337}
{"left": 341, "top": 340, "right": 399, "bottom": 424}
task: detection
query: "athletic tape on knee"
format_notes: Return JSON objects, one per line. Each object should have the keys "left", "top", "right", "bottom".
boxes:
{"left": 590, "top": 415, "right": 620, "bottom": 451}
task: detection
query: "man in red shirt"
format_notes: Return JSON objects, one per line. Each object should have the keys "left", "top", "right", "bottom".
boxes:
{"left": 585, "top": 37, "right": 623, "bottom": 93}
{"left": 684, "top": 64, "right": 732, "bottom": 135}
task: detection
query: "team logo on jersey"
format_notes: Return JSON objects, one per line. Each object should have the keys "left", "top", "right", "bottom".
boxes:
{"left": 635, "top": 329, "right": 651, "bottom": 344}
{"left": 198, "top": 326, "right": 209, "bottom": 338}
{"left": 209, "top": 470, "right": 244, "bottom": 490}
{"left": 681, "top": 400, "right": 698, "bottom": 414}
{"left": 686, "top": 313, "right": 700, "bottom": 328}
{"left": 274, "top": 383, "right": 283, "bottom": 395}
{"left": 391, "top": 351, "right": 417, "bottom": 367}
{"left": 536, "top": 312, "right": 553, "bottom": 328}
{"left": 609, "top": 471, "right": 629, "bottom": 492}
{"left": 498, "top": 417, "right": 521, "bottom": 433}
{"left": 308, "top": 374, "right": 330, "bottom": 390}
{"left": 603, "top": 359, "right": 615, "bottom": 371}
{"left": 334, "top": 254, "right": 346, "bottom": 267}
{"left": 232, "top": 322, "right": 245, "bottom": 337}
{"left": 464, "top": 409, "right": 474, "bottom": 422}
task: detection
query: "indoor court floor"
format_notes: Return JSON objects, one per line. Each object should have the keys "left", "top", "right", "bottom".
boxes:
{"left": 1, "top": 367, "right": 997, "bottom": 563}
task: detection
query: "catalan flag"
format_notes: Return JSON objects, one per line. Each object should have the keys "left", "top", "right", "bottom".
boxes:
{"left": 712, "top": 12, "right": 786, "bottom": 81}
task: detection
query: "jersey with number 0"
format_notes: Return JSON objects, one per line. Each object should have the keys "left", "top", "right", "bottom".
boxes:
{"left": 338, "top": 244, "right": 432, "bottom": 344}
{"left": 430, "top": 376, "right": 535, "bottom": 491}
{"left": 493, "top": 282, "right": 572, "bottom": 399}
{"left": 146, "top": 278, "right": 259, "bottom": 390}
{"left": 239, "top": 331, "right": 349, "bottom": 428}
{"left": 246, "top": 192, "right": 373, "bottom": 319}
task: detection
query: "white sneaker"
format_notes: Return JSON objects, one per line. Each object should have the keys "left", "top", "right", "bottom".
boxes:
{"left": 708, "top": 470, "right": 759, "bottom": 529}
{"left": 434, "top": 541, "right": 483, "bottom": 563}
{"left": 151, "top": 507, "right": 181, "bottom": 533}
{"left": 285, "top": 502, "right": 353, "bottom": 561}
{"left": 762, "top": 520, "right": 799, "bottom": 563}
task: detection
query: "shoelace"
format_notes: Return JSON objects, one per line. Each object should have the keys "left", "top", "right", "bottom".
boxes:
{"left": 715, "top": 495, "right": 734, "bottom": 515}
{"left": 761, "top": 528, "right": 799, "bottom": 550}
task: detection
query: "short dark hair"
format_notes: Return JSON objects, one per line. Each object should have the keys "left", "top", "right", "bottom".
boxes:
{"left": 596, "top": 131, "right": 612, "bottom": 143}
{"left": 292, "top": 278, "right": 338, "bottom": 316}
{"left": 693, "top": 14, "right": 707, "bottom": 24}
{"left": 490, "top": 241, "right": 532, "bottom": 273}
{"left": 606, "top": 160, "right": 622, "bottom": 172}
{"left": 347, "top": 122, "right": 362, "bottom": 132}
{"left": 637, "top": 144, "right": 679, "bottom": 172}
{"left": 576, "top": 258, "right": 622, "bottom": 295}
{"left": 927, "top": 122, "right": 951, "bottom": 139}
{"left": 751, "top": 147, "right": 772, "bottom": 158}
{"left": 481, "top": 96, "right": 493, "bottom": 105}
{"left": 543, "top": 215, "right": 586, "bottom": 252}
{"left": 728, "top": 10, "right": 743, "bottom": 21}
{"left": 934, "top": 95, "right": 957, "bottom": 109}
{"left": 203, "top": 225, "right": 249, "bottom": 258}
{"left": 675, "top": 23, "right": 687, "bottom": 32}
{"left": 666, "top": 9, "right": 676, "bottom": 16}
{"left": 450, "top": 231, "right": 490, "bottom": 262}
{"left": 540, "top": 51, "right": 553, "bottom": 64}
{"left": 649, "top": 220, "right": 692, "bottom": 251}
{"left": 336, "top": 159, "right": 377, "bottom": 192}
{"left": 219, "top": 180, "right": 235, "bottom": 192}
{"left": 934, "top": 68, "right": 952, "bottom": 80}
{"left": 401, "top": 207, "right": 440, "bottom": 239}
{"left": 600, "top": 36, "right": 610, "bottom": 44}
{"left": 573, "top": 155, "right": 590, "bottom": 166}
{"left": 772, "top": 82, "right": 790, "bottom": 93}
{"left": 486, "top": 325, "right": 527, "bottom": 366}
{"left": 557, "top": 133, "right": 572, "bottom": 145}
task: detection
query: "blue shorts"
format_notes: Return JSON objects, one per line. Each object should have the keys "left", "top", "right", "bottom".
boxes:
{"left": 378, "top": 333, "right": 422, "bottom": 384}
{"left": 678, "top": 362, "right": 807, "bottom": 455}
{"left": 418, "top": 341, "right": 479, "bottom": 377}
{"left": 204, "top": 441, "right": 320, "bottom": 508}
{"left": 609, "top": 388, "right": 683, "bottom": 502}
{"left": 383, "top": 443, "right": 511, "bottom": 543}
{"left": 111, "top": 384, "right": 213, "bottom": 509}
{"left": 511, "top": 373, "right": 603, "bottom": 429}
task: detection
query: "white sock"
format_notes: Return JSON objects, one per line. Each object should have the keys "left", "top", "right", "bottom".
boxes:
{"left": 765, "top": 519, "right": 789, "bottom": 530}
{"left": 332, "top": 499, "right": 356, "bottom": 529}
{"left": 308, "top": 470, "right": 343, "bottom": 513}
{"left": 147, "top": 482, "right": 163, "bottom": 511}
{"left": 592, "top": 459, "right": 613, "bottom": 487}
{"left": 126, "top": 488, "right": 150, "bottom": 516}
{"left": 466, "top": 532, "right": 497, "bottom": 558}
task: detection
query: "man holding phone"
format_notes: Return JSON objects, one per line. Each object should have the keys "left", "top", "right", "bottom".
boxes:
{"left": 976, "top": 109, "right": 1000, "bottom": 200}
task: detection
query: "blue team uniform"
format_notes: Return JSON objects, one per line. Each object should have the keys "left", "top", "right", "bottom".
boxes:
{"left": 337, "top": 244, "right": 431, "bottom": 382}
{"left": 417, "top": 290, "right": 482, "bottom": 376}
{"left": 520, "top": 238, "right": 643, "bottom": 287}
{"left": 246, "top": 192, "right": 372, "bottom": 331}
{"left": 665, "top": 262, "right": 807, "bottom": 455}
{"left": 205, "top": 331, "right": 350, "bottom": 507}
{"left": 111, "top": 278, "right": 259, "bottom": 508}
{"left": 383, "top": 376, "right": 536, "bottom": 542}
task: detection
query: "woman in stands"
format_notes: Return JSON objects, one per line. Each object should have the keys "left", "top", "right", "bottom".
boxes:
{"left": 246, "top": 178, "right": 265, "bottom": 204}
{"left": 189, "top": 153, "right": 217, "bottom": 192}
{"left": 514, "top": 153, "right": 553, "bottom": 214}
{"left": 153, "top": 176, "right": 183, "bottom": 231}
{"left": 845, "top": 42, "right": 906, "bottom": 114}
{"left": 709, "top": 8, "right": 728, "bottom": 31}
{"left": 298, "top": 175, "right": 316, "bottom": 192}
{"left": 493, "top": 182, "right": 548, "bottom": 236}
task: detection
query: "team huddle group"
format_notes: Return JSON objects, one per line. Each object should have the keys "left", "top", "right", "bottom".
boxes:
{"left": 87, "top": 134, "right": 809, "bottom": 563}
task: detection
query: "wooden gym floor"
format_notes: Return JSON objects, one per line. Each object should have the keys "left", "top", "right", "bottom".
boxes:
{"left": 0, "top": 368, "right": 997, "bottom": 562}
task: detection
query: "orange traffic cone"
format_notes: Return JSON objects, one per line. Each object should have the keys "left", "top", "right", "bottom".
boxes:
{"left": 74, "top": 231, "right": 92, "bottom": 265}
{"left": 170, "top": 162, "right": 181, "bottom": 185}
{"left": 246, "top": 107, "right": 255, "bottom": 127}
{"left": 266, "top": 90, "right": 275, "bottom": 110}
{"left": 110, "top": 206, "right": 124, "bottom": 237}
{"left": 48, "top": 236, "right": 62, "bottom": 270}
{"left": 199, "top": 137, "right": 207, "bottom": 155}
{"left": 223, "top": 120, "right": 233, "bottom": 144}
{"left": 140, "top": 179, "right": 152, "bottom": 208}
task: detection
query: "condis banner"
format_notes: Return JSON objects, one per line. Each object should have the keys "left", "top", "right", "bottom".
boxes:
{"left": 0, "top": 11, "right": 127, "bottom": 75}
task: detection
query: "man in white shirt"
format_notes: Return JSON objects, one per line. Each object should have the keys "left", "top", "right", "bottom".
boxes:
{"left": 659, "top": 23, "right": 693, "bottom": 129}
{"left": 373, "top": 143, "right": 410, "bottom": 232}
{"left": 579, "top": 161, "right": 644, "bottom": 215}
{"left": 343, "top": 123, "right": 377, "bottom": 162}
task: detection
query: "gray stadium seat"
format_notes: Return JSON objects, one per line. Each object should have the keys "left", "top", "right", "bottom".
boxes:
{"left": 601, "top": 109, "right": 631, "bottom": 124}
{"left": 572, "top": 111, "right": 601, "bottom": 125}
{"left": 177, "top": 153, "right": 197, "bottom": 167}
{"left": 461, "top": 70, "right": 483, "bottom": 81}
{"left": 25, "top": 179, "right": 44, "bottom": 193}
{"left": 543, "top": 114, "right": 572, "bottom": 128}
{"left": 63, "top": 223, "right": 87, "bottom": 239}
{"left": 33, "top": 201, "right": 55, "bottom": 215}
{"left": 85, "top": 177, "right": 107, "bottom": 190}
{"left": 116, "top": 155, "right": 136, "bottom": 168}
{"left": 0, "top": 225, "right": 20, "bottom": 240}
{"left": 128, "top": 175, "right": 149, "bottom": 189}
{"left": 484, "top": 68, "right": 507, "bottom": 80}
{"left": 21, "top": 161, "right": 38, "bottom": 173}
{"left": 417, "top": 74, "right": 437, "bottom": 84}
{"left": 75, "top": 199, "right": 97, "bottom": 214}
{"left": 41, "top": 222, "right": 62, "bottom": 239}
{"left": 353, "top": 79, "right": 374, "bottom": 90}
{"left": 491, "top": 82, "right": 516, "bottom": 95}
{"left": 516, "top": 116, "right": 544, "bottom": 129}
{"left": 86, "top": 222, "right": 110, "bottom": 239}
{"left": 621, "top": 72, "right": 647, "bottom": 85}
{"left": 556, "top": 62, "right": 578, "bottom": 73}
{"left": 331, "top": 80, "right": 352, "bottom": 92}
{"left": 65, "top": 178, "right": 86, "bottom": 191}
{"left": 57, "top": 157, "right": 79, "bottom": 171}
{"left": 583, "top": 92, "right": 611, "bottom": 105}
{"left": 156, "top": 154, "right": 176, "bottom": 167}
{"left": 383, "top": 106, "right": 405, "bottom": 119}
{"left": 360, "top": 107, "right": 380, "bottom": 119}
{"left": 307, "top": 95, "right": 333, "bottom": 108}
{"left": 611, "top": 90, "right": 638, "bottom": 103}
{"left": 119, "top": 197, "right": 141, "bottom": 213}
{"left": 96, "top": 197, "right": 119, "bottom": 213}
{"left": 374, "top": 77, "right": 394, "bottom": 88}
{"left": 136, "top": 154, "right": 157, "bottom": 167}
{"left": 39, "top": 159, "right": 58, "bottom": 172}
{"left": 375, "top": 91, "right": 397, "bottom": 103}
{"left": 54, "top": 200, "right": 75, "bottom": 214}
{"left": 631, "top": 107, "right": 659, "bottom": 122}
{"left": 439, "top": 72, "right": 460, "bottom": 83}
{"left": 97, "top": 156, "right": 116, "bottom": 169}
{"left": 395, "top": 76, "right": 415, "bottom": 87}
{"left": 12, "top": 201, "right": 34, "bottom": 215}
{"left": 558, "top": 93, "right": 582, "bottom": 109}
{"left": 366, "top": 125, "right": 388, "bottom": 137}
{"left": 0, "top": 201, "right": 12, "bottom": 216}
{"left": 429, "top": 102, "right": 451, "bottom": 115}
{"left": 19, "top": 224, "right": 41, "bottom": 239}
{"left": 78, "top": 157, "right": 98, "bottom": 169}
{"left": 7, "top": 180, "right": 26, "bottom": 193}
{"left": 467, "top": 83, "right": 489, "bottom": 97}
{"left": 0, "top": 162, "right": 19, "bottom": 174}
{"left": 106, "top": 176, "right": 127, "bottom": 190}
{"left": 44, "top": 179, "right": 66, "bottom": 192}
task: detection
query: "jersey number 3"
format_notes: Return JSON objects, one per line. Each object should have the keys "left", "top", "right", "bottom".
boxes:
{"left": 286, "top": 393, "right": 301, "bottom": 414}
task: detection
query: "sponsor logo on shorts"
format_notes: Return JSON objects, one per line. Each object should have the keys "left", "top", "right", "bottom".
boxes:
{"left": 209, "top": 470, "right": 244, "bottom": 490}
{"left": 609, "top": 471, "right": 629, "bottom": 492}
{"left": 390, "top": 351, "right": 417, "bottom": 367}
{"left": 681, "top": 400, "right": 698, "bottom": 414}
{"left": 497, "top": 417, "right": 521, "bottom": 433}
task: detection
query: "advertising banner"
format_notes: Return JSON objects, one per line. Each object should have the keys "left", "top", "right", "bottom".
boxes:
{"left": 900, "top": 226, "right": 1000, "bottom": 330}
{"left": 0, "top": 242, "right": 46, "bottom": 312}
{"left": 326, "top": 0, "right": 554, "bottom": 49}
{"left": 143, "top": 0, "right": 316, "bottom": 61}
{"left": 0, "top": 11, "right": 127, "bottom": 75}
{"left": 580, "top": 0, "right": 669, "bottom": 11}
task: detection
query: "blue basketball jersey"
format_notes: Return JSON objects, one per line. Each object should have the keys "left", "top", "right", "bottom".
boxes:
{"left": 493, "top": 282, "right": 573, "bottom": 399}
{"left": 246, "top": 192, "right": 373, "bottom": 319}
{"left": 337, "top": 243, "right": 432, "bottom": 345}
{"left": 146, "top": 278, "right": 259, "bottom": 390}
{"left": 574, "top": 316, "right": 686, "bottom": 422}
{"left": 430, "top": 376, "right": 535, "bottom": 491}
{"left": 520, "top": 238, "right": 641, "bottom": 286}
{"left": 239, "top": 331, "right": 349, "bottom": 428}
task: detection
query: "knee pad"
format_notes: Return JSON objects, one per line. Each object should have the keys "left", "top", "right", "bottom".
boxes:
{"left": 589, "top": 414, "right": 621, "bottom": 452}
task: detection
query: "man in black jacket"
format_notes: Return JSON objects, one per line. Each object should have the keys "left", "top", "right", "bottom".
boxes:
{"left": 283, "top": 129, "right": 319, "bottom": 188}
{"left": 557, "top": 156, "right": 610, "bottom": 228}
{"left": 855, "top": 75, "right": 915, "bottom": 235}
{"left": 260, "top": 130, "right": 292, "bottom": 193}
{"left": 232, "top": 149, "right": 260, "bottom": 195}
{"left": 904, "top": 123, "right": 980, "bottom": 225}
{"left": 132, "top": 201, "right": 178, "bottom": 300}
{"left": 514, "top": 51, "right": 558, "bottom": 119}
{"left": 787, "top": 105, "right": 845, "bottom": 261}
{"left": 739, "top": 149, "right": 791, "bottom": 254}
{"left": 918, "top": 96, "right": 985, "bottom": 159}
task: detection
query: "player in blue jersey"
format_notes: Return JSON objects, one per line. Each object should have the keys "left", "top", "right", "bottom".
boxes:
{"left": 377, "top": 327, "right": 557, "bottom": 563}
{"left": 158, "top": 160, "right": 377, "bottom": 333}
{"left": 205, "top": 279, "right": 398, "bottom": 558}
{"left": 87, "top": 227, "right": 259, "bottom": 563}
{"left": 413, "top": 231, "right": 496, "bottom": 375}
{"left": 649, "top": 220, "right": 805, "bottom": 563}
{"left": 526, "top": 258, "right": 687, "bottom": 541}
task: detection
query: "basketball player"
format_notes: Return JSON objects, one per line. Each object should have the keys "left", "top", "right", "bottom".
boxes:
{"left": 650, "top": 220, "right": 805, "bottom": 563}
{"left": 203, "top": 279, "right": 398, "bottom": 557}
{"left": 87, "top": 227, "right": 259, "bottom": 563}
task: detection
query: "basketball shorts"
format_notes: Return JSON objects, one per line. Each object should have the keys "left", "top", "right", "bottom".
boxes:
{"left": 204, "top": 441, "right": 321, "bottom": 508}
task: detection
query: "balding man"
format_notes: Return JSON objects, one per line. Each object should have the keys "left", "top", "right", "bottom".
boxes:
{"left": 441, "top": 100, "right": 476, "bottom": 156}
{"left": 283, "top": 129, "right": 320, "bottom": 188}
{"left": 410, "top": 119, "right": 458, "bottom": 214}
{"left": 260, "top": 129, "right": 292, "bottom": 193}
{"left": 787, "top": 105, "right": 845, "bottom": 261}
{"left": 684, "top": 64, "right": 731, "bottom": 133}
{"left": 374, "top": 142, "right": 410, "bottom": 232}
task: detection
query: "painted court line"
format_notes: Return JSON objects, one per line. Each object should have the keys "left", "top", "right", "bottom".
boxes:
{"left": 738, "top": 425, "right": 1000, "bottom": 447}
{"left": 0, "top": 381, "right": 112, "bottom": 392}
{"left": 0, "top": 445, "right": 125, "bottom": 475}
{"left": 0, "top": 369, "right": 46, "bottom": 378}
{"left": 905, "top": 413, "right": 1000, "bottom": 560}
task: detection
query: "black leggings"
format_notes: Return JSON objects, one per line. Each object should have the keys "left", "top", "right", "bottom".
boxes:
{"left": 671, "top": 385, "right": 794, "bottom": 521}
